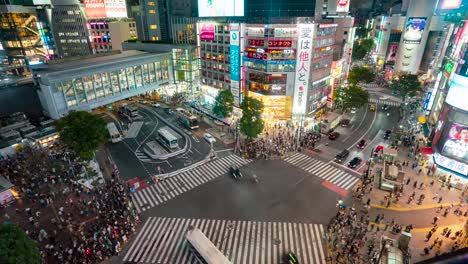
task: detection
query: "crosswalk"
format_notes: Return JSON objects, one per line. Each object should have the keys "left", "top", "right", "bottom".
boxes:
{"left": 125, "top": 121, "right": 144, "bottom": 138}
{"left": 368, "top": 98, "right": 400, "bottom": 106}
{"left": 123, "top": 217, "right": 327, "bottom": 264}
{"left": 284, "top": 153, "right": 360, "bottom": 190}
{"left": 131, "top": 155, "right": 251, "bottom": 213}
{"left": 135, "top": 150, "right": 151, "bottom": 162}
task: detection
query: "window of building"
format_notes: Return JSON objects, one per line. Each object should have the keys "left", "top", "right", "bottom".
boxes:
{"left": 148, "top": 1, "right": 155, "bottom": 6}
{"left": 150, "top": 25, "right": 157, "bottom": 30}
{"left": 149, "top": 10, "right": 156, "bottom": 14}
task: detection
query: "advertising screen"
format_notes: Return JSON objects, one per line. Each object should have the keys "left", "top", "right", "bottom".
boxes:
{"left": 336, "top": 0, "right": 350, "bottom": 13}
{"left": 441, "top": 123, "right": 468, "bottom": 162}
{"left": 84, "top": 0, "right": 127, "bottom": 18}
{"left": 441, "top": 0, "right": 462, "bottom": 9}
{"left": 386, "top": 44, "right": 399, "bottom": 62}
{"left": 293, "top": 24, "right": 314, "bottom": 117}
{"left": 403, "top": 17, "right": 427, "bottom": 44}
{"left": 198, "top": 0, "right": 244, "bottom": 17}
{"left": 446, "top": 74, "right": 468, "bottom": 111}
{"left": 200, "top": 23, "right": 215, "bottom": 41}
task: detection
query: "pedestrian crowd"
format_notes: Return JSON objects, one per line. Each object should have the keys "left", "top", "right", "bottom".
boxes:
{"left": 1, "top": 144, "right": 139, "bottom": 263}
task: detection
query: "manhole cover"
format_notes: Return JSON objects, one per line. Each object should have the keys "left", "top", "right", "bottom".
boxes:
{"left": 273, "top": 238, "right": 281, "bottom": 245}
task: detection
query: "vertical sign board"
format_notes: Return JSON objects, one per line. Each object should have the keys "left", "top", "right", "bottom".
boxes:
{"left": 292, "top": 24, "right": 314, "bottom": 118}
{"left": 230, "top": 28, "right": 241, "bottom": 105}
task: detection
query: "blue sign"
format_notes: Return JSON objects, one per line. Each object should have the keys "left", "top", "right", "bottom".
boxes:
{"left": 423, "top": 92, "right": 432, "bottom": 110}
{"left": 230, "top": 30, "right": 240, "bottom": 82}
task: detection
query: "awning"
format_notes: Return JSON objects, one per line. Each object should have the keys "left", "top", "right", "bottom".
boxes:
{"left": 422, "top": 123, "right": 430, "bottom": 137}
{"left": 421, "top": 147, "right": 433, "bottom": 155}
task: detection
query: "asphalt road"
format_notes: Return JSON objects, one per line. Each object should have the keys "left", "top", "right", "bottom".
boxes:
{"left": 102, "top": 104, "right": 219, "bottom": 181}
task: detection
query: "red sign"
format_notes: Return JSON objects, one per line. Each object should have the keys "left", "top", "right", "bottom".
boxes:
{"left": 268, "top": 40, "right": 292, "bottom": 47}
{"left": 247, "top": 52, "right": 267, "bottom": 60}
{"left": 84, "top": 0, "right": 106, "bottom": 18}
{"left": 248, "top": 39, "right": 265, "bottom": 47}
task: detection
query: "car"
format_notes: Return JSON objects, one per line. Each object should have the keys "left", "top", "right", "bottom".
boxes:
{"left": 152, "top": 103, "right": 161, "bottom": 108}
{"left": 350, "top": 107, "right": 357, "bottom": 114}
{"left": 163, "top": 107, "right": 173, "bottom": 114}
{"left": 335, "top": 149, "right": 350, "bottom": 163}
{"left": 328, "top": 132, "right": 340, "bottom": 140}
{"left": 203, "top": 133, "right": 216, "bottom": 143}
{"left": 229, "top": 165, "right": 242, "bottom": 179}
{"left": 348, "top": 157, "right": 362, "bottom": 168}
{"left": 374, "top": 145, "right": 384, "bottom": 155}
{"left": 283, "top": 251, "right": 299, "bottom": 264}
{"left": 384, "top": 130, "right": 391, "bottom": 139}
{"left": 340, "top": 119, "right": 350, "bottom": 127}
{"left": 356, "top": 139, "right": 366, "bottom": 149}
{"left": 369, "top": 104, "right": 376, "bottom": 111}
{"left": 382, "top": 104, "right": 389, "bottom": 111}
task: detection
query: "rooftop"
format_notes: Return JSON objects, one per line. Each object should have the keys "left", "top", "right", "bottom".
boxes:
{"left": 36, "top": 50, "right": 169, "bottom": 80}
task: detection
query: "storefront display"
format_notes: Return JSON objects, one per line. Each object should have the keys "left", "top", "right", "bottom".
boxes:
{"left": 247, "top": 91, "right": 292, "bottom": 120}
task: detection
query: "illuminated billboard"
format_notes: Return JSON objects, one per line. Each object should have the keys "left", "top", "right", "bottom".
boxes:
{"left": 386, "top": 44, "right": 399, "bottom": 62}
{"left": 336, "top": 0, "right": 350, "bottom": 13}
{"left": 441, "top": 123, "right": 468, "bottom": 162}
{"left": 198, "top": 0, "right": 244, "bottom": 17}
{"left": 84, "top": 0, "right": 127, "bottom": 18}
{"left": 446, "top": 74, "right": 468, "bottom": 111}
{"left": 293, "top": 24, "right": 314, "bottom": 117}
{"left": 441, "top": 0, "right": 462, "bottom": 9}
{"left": 200, "top": 23, "right": 215, "bottom": 41}
{"left": 403, "top": 17, "right": 427, "bottom": 44}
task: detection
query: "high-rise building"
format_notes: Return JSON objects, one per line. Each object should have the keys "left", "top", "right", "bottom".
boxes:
{"left": 47, "top": 0, "right": 92, "bottom": 57}
{"left": 87, "top": 20, "right": 138, "bottom": 53}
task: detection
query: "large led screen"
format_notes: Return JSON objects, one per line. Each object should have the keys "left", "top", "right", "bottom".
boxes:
{"left": 198, "top": 0, "right": 244, "bottom": 17}
{"left": 403, "top": 17, "right": 427, "bottom": 44}
{"left": 84, "top": 0, "right": 127, "bottom": 18}
{"left": 446, "top": 74, "right": 468, "bottom": 111}
{"left": 441, "top": 123, "right": 468, "bottom": 162}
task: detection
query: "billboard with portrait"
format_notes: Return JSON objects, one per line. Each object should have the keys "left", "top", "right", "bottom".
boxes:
{"left": 336, "top": 0, "right": 350, "bottom": 13}
{"left": 441, "top": 123, "right": 468, "bottom": 162}
{"left": 403, "top": 17, "right": 427, "bottom": 44}
{"left": 440, "top": 0, "right": 462, "bottom": 9}
{"left": 446, "top": 74, "right": 468, "bottom": 111}
{"left": 386, "top": 44, "right": 399, "bottom": 62}
{"left": 198, "top": 0, "right": 244, "bottom": 17}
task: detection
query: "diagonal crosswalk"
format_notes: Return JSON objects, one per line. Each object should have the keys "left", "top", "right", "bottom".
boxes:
{"left": 130, "top": 154, "right": 251, "bottom": 213}
{"left": 284, "top": 153, "right": 360, "bottom": 190}
{"left": 368, "top": 98, "right": 400, "bottom": 106}
{"left": 123, "top": 217, "right": 327, "bottom": 264}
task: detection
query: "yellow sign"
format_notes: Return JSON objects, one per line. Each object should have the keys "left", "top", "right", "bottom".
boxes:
{"left": 418, "top": 116, "right": 427, "bottom": 124}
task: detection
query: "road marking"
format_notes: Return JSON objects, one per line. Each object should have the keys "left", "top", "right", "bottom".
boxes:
{"left": 342, "top": 106, "right": 368, "bottom": 142}
{"left": 123, "top": 216, "right": 327, "bottom": 264}
{"left": 346, "top": 107, "right": 378, "bottom": 152}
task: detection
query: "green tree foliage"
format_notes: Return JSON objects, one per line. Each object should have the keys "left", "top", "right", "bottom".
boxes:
{"left": 54, "top": 111, "right": 108, "bottom": 160}
{"left": 391, "top": 74, "right": 422, "bottom": 102}
{"left": 240, "top": 96, "right": 264, "bottom": 139}
{"left": 348, "top": 66, "right": 376, "bottom": 85}
{"left": 334, "top": 85, "right": 370, "bottom": 111}
{"left": 352, "top": 38, "right": 375, "bottom": 61}
{"left": 0, "top": 224, "right": 41, "bottom": 264}
{"left": 212, "top": 89, "right": 234, "bottom": 118}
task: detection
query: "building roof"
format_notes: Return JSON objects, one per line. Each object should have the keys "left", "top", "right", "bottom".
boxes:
{"left": 36, "top": 50, "right": 170, "bottom": 83}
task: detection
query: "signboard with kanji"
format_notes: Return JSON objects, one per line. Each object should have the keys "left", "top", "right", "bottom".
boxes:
{"left": 293, "top": 24, "right": 314, "bottom": 117}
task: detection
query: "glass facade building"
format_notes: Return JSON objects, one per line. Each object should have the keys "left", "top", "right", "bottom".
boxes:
{"left": 34, "top": 51, "right": 173, "bottom": 119}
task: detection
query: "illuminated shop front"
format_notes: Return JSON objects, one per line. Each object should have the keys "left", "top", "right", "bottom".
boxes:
{"left": 248, "top": 91, "right": 292, "bottom": 121}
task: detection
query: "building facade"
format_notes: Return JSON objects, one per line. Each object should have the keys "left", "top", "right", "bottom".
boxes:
{"left": 33, "top": 51, "right": 172, "bottom": 119}
{"left": 197, "top": 20, "right": 336, "bottom": 125}
{"left": 87, "top": 20, "right": 138, "bottom": 53}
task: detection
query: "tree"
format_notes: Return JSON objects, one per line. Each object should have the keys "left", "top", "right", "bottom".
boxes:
{"left": 348, "top": 66, "right": 376, "bottom": 85}
{"left": 391, "top": 74, "right": 422, "bottom": 102}
{"left": 212, "top": 89, "right": 234, "bottom": 118}
{"left": 352, "top": 38, "right": 375, "bottom": 61}
{"left": 334, "top": 85, "right": 370, "bottom": 112}
{"left": 0, "top": 224, "right": 41, "bottom": 264}
{"left": 240, "top": 96, "right": 264, "bottom": 139}
{"left": 54, "top": 111, "right": 108, "bottom": 160}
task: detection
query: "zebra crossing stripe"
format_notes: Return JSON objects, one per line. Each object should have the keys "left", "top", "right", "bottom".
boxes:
{"left": 284, "top": 153, "right": 359, "bottom": 190}
{"left": 130, "top": 155, "right": 251, "bottom": 212}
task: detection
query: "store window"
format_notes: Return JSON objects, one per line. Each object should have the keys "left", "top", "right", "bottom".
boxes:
{"left": 110, "top": 71, "right": 120, "bottom": 93}
{"left": 101, "top": 72, "right": 112, "bottom": 96}
{"left": 134, "top": 65, "right": 143, "bottom": 87}
{"left": 142, "top": 64, "right": 150, "bottom": 84}
{"left": 74, "top": 78, "right": 86, "bottom": 103}
{"left": 148, "top": 63, "right": 155, "bottom": 83}
{"left": 63, "top": 80, "right": 76, "bottom": 107}
{"left": 119, "top": 69, "right": 129, "bottom": 91}
{"left": 82, "top": 75, "right": 95, "bottom": 101}
{"left": 126, "top": 67, "right": 135, "bottom": 89}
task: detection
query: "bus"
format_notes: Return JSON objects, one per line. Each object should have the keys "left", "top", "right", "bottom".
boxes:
{"left": 157, "top": 128, "right": 178, "bottom": 149}
{"left": 186, "top": 226, "right": 232, "bottom": 264}
{"left": 175, "top": 108, "right": 199, "bottom": 130}
{"left": 122, "top": 105, "right": 140, "bottom": 120}
{"left": 107, "top": 122, "right": 123, "bottom": 143}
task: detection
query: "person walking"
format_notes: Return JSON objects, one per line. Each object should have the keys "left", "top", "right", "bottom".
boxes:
{"left": 432, "top": 216, "right": 439, "bottom": 224}
{"left": 445, "top": 229, "right": 452, "bottom": 238}
{"left": 413, "top": 181, "right": 418, "bottom": 188}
